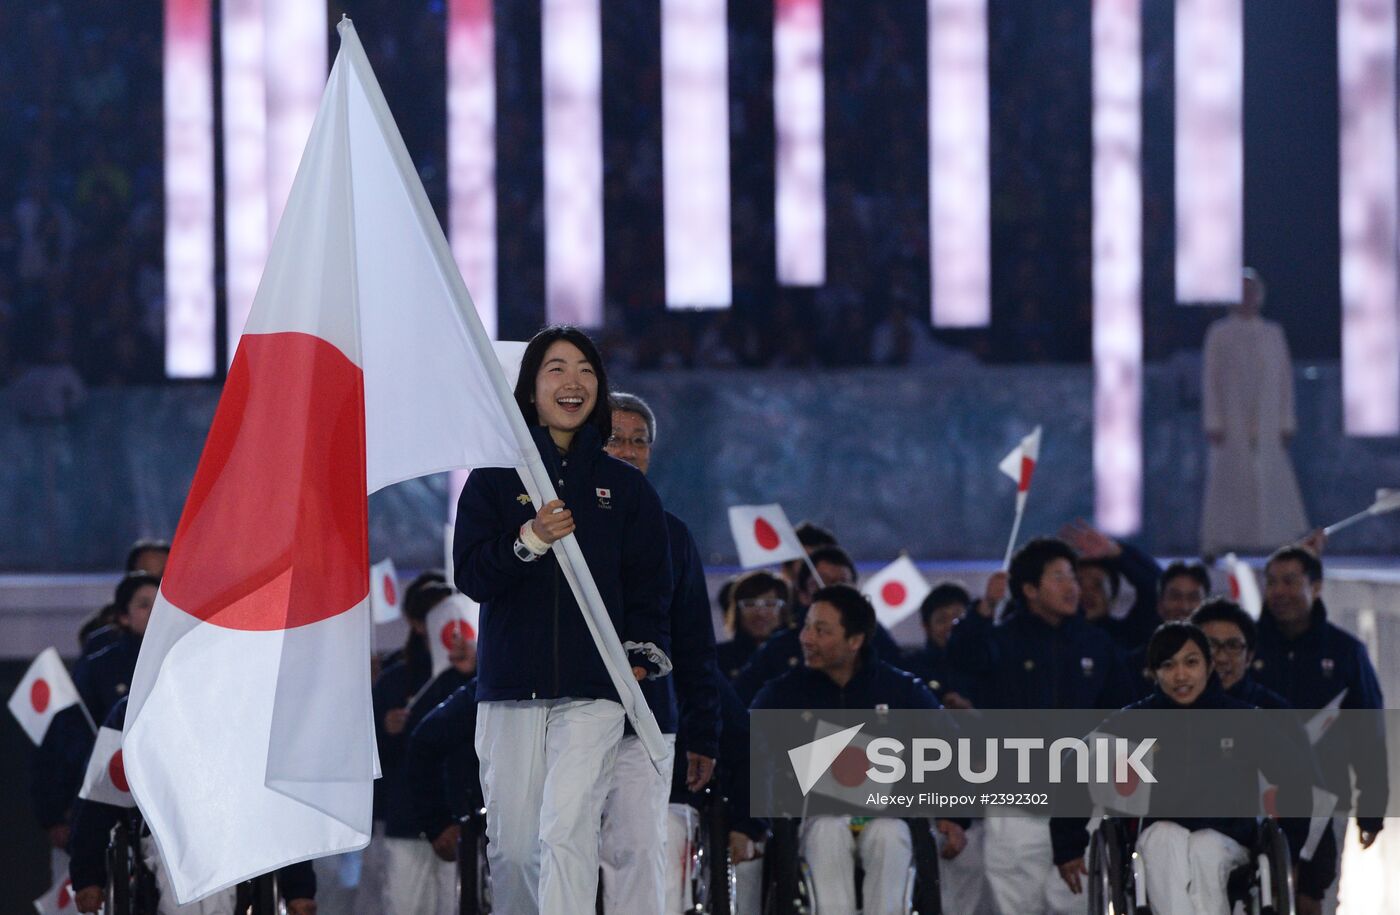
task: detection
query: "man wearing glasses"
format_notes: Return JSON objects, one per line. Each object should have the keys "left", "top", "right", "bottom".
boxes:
{"left": 598, "top": 392, "right": 722, "bottom": 914}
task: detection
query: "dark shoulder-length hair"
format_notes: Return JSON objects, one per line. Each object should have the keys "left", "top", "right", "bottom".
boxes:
{"left": 513, "top": 325, "right": 613, "bottom": 443}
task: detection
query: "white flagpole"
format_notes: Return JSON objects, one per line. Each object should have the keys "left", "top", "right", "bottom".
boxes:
{"left": 335, "top": 19, "right": 668, "bottom": 772}
{"left": 1003, "top": 493, "right": 1027, "bottom": 569}
{"left": 1322, "top": 490, "right": 1400, "bottom": 537}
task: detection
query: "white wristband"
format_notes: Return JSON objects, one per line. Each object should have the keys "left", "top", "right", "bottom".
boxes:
{"left": 519, "top": 521, "right": 550, "bottom": 556}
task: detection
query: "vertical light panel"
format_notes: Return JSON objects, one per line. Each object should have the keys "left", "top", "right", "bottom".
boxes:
{"left": 164, "top": 0, "right": 216, "bottom": 377}
{"left": 1174, "top": 0, "right": 1243, "bottom": 303}
{"left": 662, "top": 0, "right": 733, "bottom": 309}
{"left": 774, "top": 0, "right": 825, "bottom": 286}
{"left": 221, "top": 0, "right": 268, "bottom": 359}
{"left": 542, "top": 0, "right": 604, "bottom": 326}
{"left": 1092, "top": 0, "right": 1143, "bottom": 536}
{"left": 1339, "top": 0, "right": 1400, "bottom": 434}
{"left": 448, "top": 0, "right": 499, "bottom": 338}
{"left": 263, "top": 1, "right": 327, "bottom": 238}
{"left": 928, "top": 0, "right": 990, "bottom": 326}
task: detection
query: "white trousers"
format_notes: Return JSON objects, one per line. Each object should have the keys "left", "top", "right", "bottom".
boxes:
{"left": 476, "top": 698, "right": 625, "bottom": 915}
{"left": 351, "top": 822, "right": 389, "bottom": 915}
{"left": 665, "top": 803, "right": 697, "bottom": 914}
{"left": 140, "top": 837, "right": 235, "bottom": 915}
{"left": 800, "top": 817, "right": 911, "bottom": 915}
{"left": 1136, "top": 821, "right": 1248, "bottom": 915}
{"left": 983, "top": 816, "right": 1080, "bottom": 915}
{"left": 939, "top": 821, "right": 992, "bottom": 915}
{"left": 600, "top": 733, "right": 676, "bottom": 914}
{"left": 381, "top": 836, "right": 458, "bottom": 915}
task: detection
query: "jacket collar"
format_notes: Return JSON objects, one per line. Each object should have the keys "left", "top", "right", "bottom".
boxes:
{"left": 530, "top": 424, "right": 603, "bottom": 475}
{"left": 1258, "top": 598, "right": 1328, "bottom": 644}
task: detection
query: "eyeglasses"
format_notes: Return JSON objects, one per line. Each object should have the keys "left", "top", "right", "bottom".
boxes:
{"left": 738, "top": 598, "right": 786, "bottom": 611}
{"left": 1207, "top": 638, "right": 1248, "bottom": 656}
{"left": 606, "top": 435, "right": 651, "bottom": 450}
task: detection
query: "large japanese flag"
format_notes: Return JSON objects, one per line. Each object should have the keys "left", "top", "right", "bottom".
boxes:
{"left": 427, "top": 593, "right": 479, "bottom": 677}
{"left": 728, "top": 504, "right": 806, "bottom": 568}
{"left": 998, "top": 426, "right": 1042, "bottom": 511}
{"left": 124, "top": 21, "right": 667, "bottom": 903}
{"left": 79, "top": 724, "right": 135, "bottom": 809}
{"left": 369, "top": 558, "right": 401, "bottom": 624}
{"left": 861, "top": 556, "right": 931, "bottom": 629}
{"left": 8, "top": 648, "right": 82, "bottom": 745}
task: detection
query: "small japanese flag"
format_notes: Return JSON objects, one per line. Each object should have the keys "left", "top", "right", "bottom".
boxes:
{"left": 427, "top": 593, "right": 479, "bottom": 677}
{"left": 33, "top": 874, "right": 76, "bottom": 914}
{"left": 1304, "top": 689, "right": 1348, "bottom": 745}
{"left": 79, "top": 724, "right": 136, "bottom": 808}
{"left": 1086, "top": 731, "right": 1153, "bottom": 816}
{"left": 861, "top": 556, "right": 932, "bottom": 629}
{"left": 727, "top": 504, "right": 805, "bottom": 569}
{"left": 1224, "top": 554, "right": 1262, "bottom": 620}
{"left": 796, "top": 720, "right": 892, "bottom": 810}
{"left": 998, "top": 426, "right": 1042, "bottom": 508}
{"left": 369, "top": 557, "right": 401, "bottom": 624}
{"left": 8, "top": 648, "right": 82, "bottom": 745}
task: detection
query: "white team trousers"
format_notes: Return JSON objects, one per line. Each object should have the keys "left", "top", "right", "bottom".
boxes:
{"left": 800, "top": 817, "right": 911, "bottom": 915}
{"left": 476, "top": 697, "right": 625, "bottom": 915}
{"left": 983, "top": 816, "right": 1080, "bottom": 915}
{"left": 600, "top": 732, "right": 676, "bottom": 913}
{"left": 140, "top": 837, "right": 235, "bottom": 915}
{"left": 939, "top": 820, "right": 992, "bottom": 915}
{"left": 381, "top": 836, "right": 458, "bottom": 915}
{"left": 1136, "top": 821, "right": 1248, "bottom": 915}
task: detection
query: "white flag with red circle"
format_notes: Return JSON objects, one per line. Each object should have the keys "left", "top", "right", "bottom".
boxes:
{"left": 861, "top": 556, "right": 932, "bottom": 629}
{"left": 369, "top": 558, "right": 401, "bottom": 624}
{"left": 33, "top": 874, "right": 76, "bottom": 915}
{"left": 8, "top": 648, "right": 81, "bottom": 746}
{"left": 1086, "top": 731, "right": 1153, "bottom": 816}
{"left": 1223, "top": 553, "right": 1262, "bottom": 620}
{"left": 79, "top": 724, "right": 135, "bottom": 809}
{"left": 727, "top": 504, "right": 805, "bottom": 569}
{"left": 798, "top": 719, "right": 892, "bottom": 809}
{"left": 427, "top": 593, "right": 479, "bottom": 677}
{"left": 998, "top": 426, "right": 1042, "bottom": 510}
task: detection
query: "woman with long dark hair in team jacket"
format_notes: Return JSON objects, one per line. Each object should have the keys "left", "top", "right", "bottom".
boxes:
{"left": 452, "top": 325, "right": 673, "bottom": 914}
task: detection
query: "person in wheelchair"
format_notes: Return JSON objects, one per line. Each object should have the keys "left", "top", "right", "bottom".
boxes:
{"left": 752, "top": 584, "right": 967, "bottom": 915}
{"left": 1051, "top": 621, "right": 1318, "bottom": 915}
{"left": 67, "top": 696, "right": 317, "bottom": 914}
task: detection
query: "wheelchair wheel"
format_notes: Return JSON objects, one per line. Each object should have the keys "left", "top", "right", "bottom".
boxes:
{"left": 1088, "top": 818, "right": 1133, "bottom": 915}
{"left": 1259, "top": 820, "right": 1296, "bottom": 915}
{"left": 694, "top": 788, "right": 736, "bottom": 915}
{"left": 906, "top": 819, "right": 941, "bottom": 915}
{"left": 106, "top": 819, "right": 133, "bottom": 915}
{"left": 761, "top": 819, "right": 811, "bottom": 915}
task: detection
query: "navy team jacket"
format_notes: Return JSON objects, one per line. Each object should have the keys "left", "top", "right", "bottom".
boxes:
{"left": 1252, "top": 600, "right": 1388, "bottom": 836}
{"left": 453, "top": 425, "right": 672, "bottom": 703}
{"left": 947, "top": 603, "right": 1132, "bottom": 710}
{"left": 629, "top": 511, "right": 720, "bottom": 757}
{"left": 406, "top": 681, "right": 481, "bottom": 840}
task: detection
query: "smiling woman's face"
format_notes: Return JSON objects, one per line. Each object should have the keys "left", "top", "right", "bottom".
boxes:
{"left": 1155, "top": 639, "right": 1211, "bottom": 706}
{"left": 533, "top": 340, "right": 597, "bottom": 445}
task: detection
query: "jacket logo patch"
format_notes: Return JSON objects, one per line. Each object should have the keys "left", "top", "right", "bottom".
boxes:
{"left": 1321, "top": 658, "right": 1335, "bottom": 677}
{"left": 1080, "top": 657, "right": 1095, "bottom": 677}
{"left": 596, "top": 487, "right": 612, "bottom": 509}
{"left": 516, "top": 493, "right": 531, "bottom": 505}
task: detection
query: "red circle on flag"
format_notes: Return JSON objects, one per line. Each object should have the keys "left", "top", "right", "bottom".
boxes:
{"left": 831, "top": 746, "right": 868, "bottom": 788}
{"left": 1262, "top": 785, "right": 1279, "bottom": 818}
{"left": 754, "top": 518, "right": 781, "bottom": 551}
{"left": 1115, "top": 765, "right": 1140, "bottom": 798}
{"left": 162, "top": 333, "right": 369, "bottom": 631}
{"left": 881, "top": 582, "right": 908, "bottom": 607}
{"left": 31, "top": 679, "right": 50, "bottom": 714}
{"left": 109, "top": 750, "right": 130, "bottom": 793}
{"left": 383, "top": 574, "right": 398, "bottom": 607}
{"left": 440, "top": 619, "right": 476, "bottom": 649}
{"left": 58, "top": 879, "right": 72, "bottom": 908}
